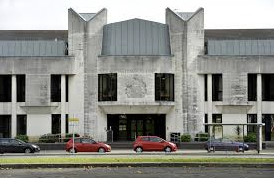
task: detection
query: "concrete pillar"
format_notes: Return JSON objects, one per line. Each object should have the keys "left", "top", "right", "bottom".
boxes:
{"left": 11, "top": 75, "right": 17, "bottom": 137}
{"left": 61, "top": 75, "right": 66, "bottom": 134}
{"left": 207, "top": 74, "right": 213, "bottom": 137}
{"left": 257, "top": 74, "right": 262, "bottom": 123}
{"left": 207, "top": 74, "right": 213, "bottom": 124}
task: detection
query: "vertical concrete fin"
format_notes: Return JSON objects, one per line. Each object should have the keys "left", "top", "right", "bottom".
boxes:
{"left": 185, "top": 7, "right": 204, "bottom": 22}
{"left": 84, "top": 8, "right": 107, "bottom": 137}
{"left": 68, "top": 8, "right": 87, "bottom": 22}
{"left": 87, "top": 8, "right": 107, "bottom": 23}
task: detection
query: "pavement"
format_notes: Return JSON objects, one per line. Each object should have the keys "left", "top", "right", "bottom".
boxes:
{"left": 1, "top": 149, "right": 274, "bottom": 169}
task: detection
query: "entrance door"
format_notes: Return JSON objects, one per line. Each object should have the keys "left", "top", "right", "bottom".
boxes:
{"left": 130, "top": 119, "right": 144, "bottom": 140}
{"left": 107, "top": 114, "right": 166, "bottom": 141}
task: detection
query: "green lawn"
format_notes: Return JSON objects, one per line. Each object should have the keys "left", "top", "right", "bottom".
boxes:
{"left": 1, "top": 157, "right": 274, "bottom": 164}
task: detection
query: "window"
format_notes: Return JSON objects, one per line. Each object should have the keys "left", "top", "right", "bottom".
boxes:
{"left": 141, "top": 137, "right": 149, "bottom": 141}
{"left": 204, "top": 74, "right": 208, "bottom": 101}
{"left": 212, "top": 114, "right": 223, "bottom": 138}
{"left": 212, "top": 114, "right": 222, "bottom": 123}
{"left": 66, "top": 75, "right": 69, "bottom": 102}
{"left": 51, "top": 114, "right": 61, "bottom": 134}
{"left": 247, "top": 114, "right": 257, "bottom": 133}
{"left": 66, "top": 114, "right": 69, "bottom": 134}
{"left": 98, "top": 73, "right": 117, "bottom": 101}
{"left": 212, "top": 74, "right": 222, "bottom": 101}
{"left": 155, "top": 73, "right": 174, "bottom": 101}
{"left": 17, "top": 75, "right": 25, "bottom": 102}
{"left": 248, "top": 74, "right": 257, "bottom": 101}
{"left": 0, "top": 75, "right": 11, "bottom": 102}
{"left": 51, "top": 75, "right": 61, "bottom": 102}
{"left": 262, "top": 74, "right": 274, "bottom": 101}
{"left": 205, "top": 114, "right": 208, "bottom": 133}
{"left": 0, "top": 115, "right": 11, "bottom": 138}
{"left": 150, "top": 137, "right": 161, "bottom": 142}
{"left": 17, "top": 115, "right": 27, "bottom": 135}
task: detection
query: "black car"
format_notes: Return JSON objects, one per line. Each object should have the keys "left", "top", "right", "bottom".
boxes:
{"left": 205, "top": 138, "right": 249, "bottom": 152}
{"left": 0, "top": 138, "right": 40, "bottom": 153}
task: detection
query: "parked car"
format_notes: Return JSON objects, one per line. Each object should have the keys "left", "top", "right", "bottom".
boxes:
{"left": 0, "top": 138, "right": 40, "bottom": 154}
{"left": 205, "top": 138, "right": 249, "bottom": 152}
{"left": 65, "top": 137, "right": 111, "bottom": 153}
{"left": 133, "top": 136, "right": 177, "bottom": 152}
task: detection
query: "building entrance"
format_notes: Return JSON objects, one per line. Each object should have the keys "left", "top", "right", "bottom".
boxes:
{"left": 107, "top": 114, "right": 166, "bottom": 141}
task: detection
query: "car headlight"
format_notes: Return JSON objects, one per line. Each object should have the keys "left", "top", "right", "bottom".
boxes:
{"left": 32, "top": 145, "right": 38, "bottom": 148}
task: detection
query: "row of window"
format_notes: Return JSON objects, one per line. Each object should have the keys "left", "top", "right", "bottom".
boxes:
{"left": 98, "top": 73, "right": 174, "bottom": 101}
{"left": 204, "top": 74, "right": 274, "bottom": 101}
{"left": 0, "top": 115, "right": 69, "bottom": 138}
{"left": 0, "top": 75, "right": 69, "bottom": 102}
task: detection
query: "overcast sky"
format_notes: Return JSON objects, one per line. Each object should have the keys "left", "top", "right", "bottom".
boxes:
{"left": 0, "top": 0, "right": 273, "bottom": 30}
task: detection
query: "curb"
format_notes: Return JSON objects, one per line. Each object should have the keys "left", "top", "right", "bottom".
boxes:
{"left": 1, "top": 162, "right": 274, "bottom": 169}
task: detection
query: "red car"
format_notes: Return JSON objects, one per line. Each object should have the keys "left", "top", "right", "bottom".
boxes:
{"left": 133, "top": 136, "right": 177, "bottom": 152}
{"left": 65, "top": 137, "right": 111, "bottom": 153}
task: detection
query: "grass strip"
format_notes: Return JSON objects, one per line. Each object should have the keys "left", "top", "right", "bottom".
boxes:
{"left": 0, "top": 157, "right": 274, "bottom": 164}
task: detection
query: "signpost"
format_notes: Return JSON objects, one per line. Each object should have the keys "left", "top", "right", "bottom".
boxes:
{"left": 68, "top": 117, "right": 79, "bottom": 154}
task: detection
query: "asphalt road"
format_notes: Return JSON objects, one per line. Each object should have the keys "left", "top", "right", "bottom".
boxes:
{"left": 1, "top": 167, "right": 273, "bottom": 178}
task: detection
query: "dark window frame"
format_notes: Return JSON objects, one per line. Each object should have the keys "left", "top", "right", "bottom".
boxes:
{"left": 212, "top": 74, "right": 222, "bottom": 101}
{"left": 155, "top": 73, "right": 174, "bottom": 101}
{"left": 247, "top": 114, "right": 257, "bottom": 133}
{"left": 51, "top": 114, "right": 61, "bottom": 134}
{"left": 16, "top": 75, "right": 25, "bottom": 102}
{"left": 17, "top": 115, "right": 27, "bottom": 135}
{"left": 51, "top": 75, "right": 61, "bottom": 102}
{"left": 248, "top": 74, "right": 257, "bottom": 101}
{"left": 98, "top": 73, "right": 117, "bottom": 101}
{"left": 0, "top": 75, "right": 11, "bottom": 102}
{"left": 262, "top": 74, "right": 274, "bottom": 101}
{"left": 204, "top": 74, "right": 208, "bottom": 101}
{"left": 205, "top": 114, "right": 208, "bottom": 133}
{"left": 65, "top": 75, "right": 69, "bottom": 102}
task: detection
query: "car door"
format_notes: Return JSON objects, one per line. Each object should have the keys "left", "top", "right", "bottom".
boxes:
{"left": 10, "top": 139, "right": 25, "bottom": 153}
{"left": 149, "top": 137, "right": 163, "bottom": 151}
{"left": 0, "top": 139, "right": 9, "bottom": 153}
{"left": 139, "top": 137, "right": 150, "bottom": 151}
{"left": 81, "top": 138, "right": 95, "bottom": 152}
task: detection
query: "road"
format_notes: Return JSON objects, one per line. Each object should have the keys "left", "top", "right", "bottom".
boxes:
{"left": 1, "top": 167, "right": 273, "bottom": 178}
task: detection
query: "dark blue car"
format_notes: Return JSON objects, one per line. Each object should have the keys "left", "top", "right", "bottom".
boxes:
{"left": 205, "top": 138, "right": 249, "bottom": 152}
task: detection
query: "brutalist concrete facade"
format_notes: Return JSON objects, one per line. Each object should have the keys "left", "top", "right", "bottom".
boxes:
{"left": 1, "top": 7, "right": 274, "bottom": 141}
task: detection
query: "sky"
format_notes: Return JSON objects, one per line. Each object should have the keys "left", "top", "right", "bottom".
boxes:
{"left": 0, "top": 0, "right": 273, "bottom": 30}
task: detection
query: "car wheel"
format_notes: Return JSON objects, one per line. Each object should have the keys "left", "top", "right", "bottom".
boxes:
{"left": 207, "top": 147, "right": 214, "bottom": 153}
{"left": 69, "top": 148, "right": 77, "bottom": 153}
{"left": 98, "top": 147, "right": 106, "bottom": 153}
{"left": 237, "top": 147, "right": 243, "bottom": 152}
{"left": 164, "top": 146, "right": 171, "bottom": 152}
{"left": 135, "top": 147, "right": 143, "bottom": 153}
{"left": 24, "top": 148, "right": 32, "bottom": 153}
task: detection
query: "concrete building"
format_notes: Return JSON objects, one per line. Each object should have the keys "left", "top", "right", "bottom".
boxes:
{"left": 0, "top": 8, "right": 273, "bottom": 141}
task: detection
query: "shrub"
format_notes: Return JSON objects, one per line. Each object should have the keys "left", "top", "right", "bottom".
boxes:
{"left": 39, "top": 134, "right": 60, "bottom": 143}
{"left": 181, "top": 134, "right": 191, "bottom": 142}
{"left": 194, "top": 133, "right": 209, "bottom": 141}
{"left": 244, "top": 132, "right": 256, "bottom": 142}
{"left": 15, "top": 135, "right": 29, "bottom": 142}
{"left": 63, "top": 133, "right": 80, "bottom": 142}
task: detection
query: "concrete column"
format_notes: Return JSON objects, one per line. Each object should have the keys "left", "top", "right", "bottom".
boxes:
{"left": 207, "top": 74, "right": 213, "bottom": 124}
{"left": 61, "top": 75, "right": 66, "bottom": 134}
{"left": 257, "top": 74, "right": 262, "bottom": 123}
{"left": 207, "top": 74, "right": 213, "bottom": 137}
{"left": 11, "top": 75, "right": 17, "bottom": 137}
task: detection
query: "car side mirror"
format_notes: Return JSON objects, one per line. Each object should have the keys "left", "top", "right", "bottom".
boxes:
{"left": 160, "top": 140, "right": 165, "bottom": 143}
